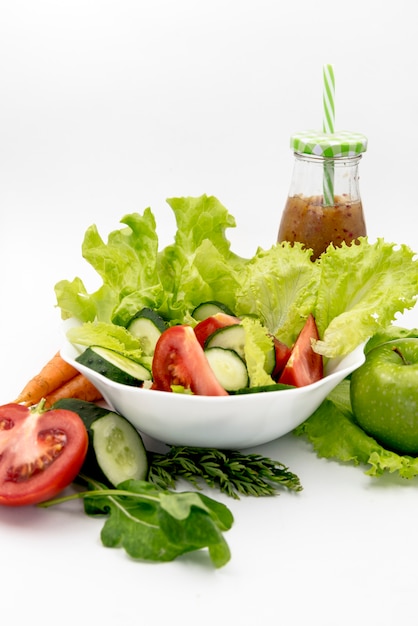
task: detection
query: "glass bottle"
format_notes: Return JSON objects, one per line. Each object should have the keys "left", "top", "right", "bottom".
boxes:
{"left": 277, "top": 130, "right": 368, "bottom": 261}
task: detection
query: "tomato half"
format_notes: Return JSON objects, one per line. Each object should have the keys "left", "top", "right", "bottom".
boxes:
{"left": 152, "top": 325, "right": 229, "bottom": 395}
{"left": 278, "top": 314, "right": 323, "bottom": 387}
{"left": 0, "top": 403, "right": 88, "bottom": 506}
{"left": 193, "top": 312, "right": 240, "bottom": 348}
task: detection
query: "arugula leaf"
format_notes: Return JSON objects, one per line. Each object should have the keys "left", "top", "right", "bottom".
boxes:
{"left": 42, "top": 478, "right": 233, "bottom": 568}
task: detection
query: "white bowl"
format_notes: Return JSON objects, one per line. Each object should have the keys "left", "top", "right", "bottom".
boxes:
{"left": 60, "top": 341, "right": 365, "bottom": 449}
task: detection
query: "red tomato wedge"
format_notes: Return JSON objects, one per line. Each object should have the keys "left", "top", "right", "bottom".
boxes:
{"left": 271, "top": 336, "right": 292, "bottom": 380}
{"left": 152, "top": 325, "right": 228, "bottom": 395}
{"left": 0, "top": 402, "right": 88, "bottom": 507}
{"left": 193, "top": 312, "right": 240, "bottom": 348}
{"left": 278, "top": 314, "right": 323, "bottom": 387}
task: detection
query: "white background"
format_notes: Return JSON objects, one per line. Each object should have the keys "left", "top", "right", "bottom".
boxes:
{"left": 1, "top": 1, "right": 418, "bottom": 624}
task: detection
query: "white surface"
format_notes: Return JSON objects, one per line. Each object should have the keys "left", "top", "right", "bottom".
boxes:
{"left": 1, "top": 1, "right": 418, "bottom": 624}
{"left": 61, "top": 338, "right": 365, "bottom": 448}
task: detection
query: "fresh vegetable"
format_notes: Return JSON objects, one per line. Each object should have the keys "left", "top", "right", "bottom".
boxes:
{"left": 205, "top": 323, "right": 246, "bottom": 359}
{"left": 295, "top": 326, "right": 418, "bottom": 479}
{"left": 193, "top": 311, "right": 240, "bottom": 348}
{"left": 41, "top": 476, "right": 233, "bottom": 568}
{"left": 76, "top": 345, "right": 151, "bottom": 386}
{"left": 151, "top": 325, "right": 228, "bottom": 395}
{"left": 350, "top": 338, "right": 418, "bottom": 455}
{"left": 126, "top": 307, "right": 167, "bottom": 355}
{"left": 232, "top": 382, "right": 294, "bottom": 394}
{"left": 55, "top": 195, "right": 418, "bottom": 363}
{"left": 148, "top": 446, "right": 303, "bottom": 499}
{"left": 43, "top": 373, "right": 102, "bottom": 408}
{"left": 0, "top": 401, "right": 88, "bottom": 506}
{"left": 52, "top": 398, "right": 149, "bottom": 487}
{"left": 204, "top": 347, "right": 249, "bottom": 392}
{"left": 13, "top": 351, "right": 80, "bottom": 406}
{"left": 278, "top": 314, "right": 323, "bottom": 387}
{"left": 192, "top": 300, "right": 235, "bottom": 321}
{"left": 271, "top": 336, "right": 292, "bottom": 380}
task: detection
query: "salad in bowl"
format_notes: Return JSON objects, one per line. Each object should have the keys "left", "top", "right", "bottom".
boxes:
{"left": 56, "top": 195, "right": 418, "bottom": 447}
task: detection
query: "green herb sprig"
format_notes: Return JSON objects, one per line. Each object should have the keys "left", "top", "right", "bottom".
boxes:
{"left": 148, "top": 446, "right": 303, "bottom": 499}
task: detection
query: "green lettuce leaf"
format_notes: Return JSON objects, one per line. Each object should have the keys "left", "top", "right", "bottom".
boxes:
{"left": 241, "top": 316, "right": 276, "bottom": 387}
{"left": 66, "top": 321, "right": 145, "bottom": 363}
{"left": 155, "top": 196, "right": 245, "bottom": 322}
{"left": 55, "top": 195, "right": 418, "bottom": 363}
{"left": 313, "top": 238, "right": 418, "bottom": 358}
{"left": 234, "top": 242, "right": 319, "bottom": 346}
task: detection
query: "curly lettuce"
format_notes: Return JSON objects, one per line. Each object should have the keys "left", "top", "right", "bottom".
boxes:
{"left": 54, "top": 194, "right": 418, "bottom": 360}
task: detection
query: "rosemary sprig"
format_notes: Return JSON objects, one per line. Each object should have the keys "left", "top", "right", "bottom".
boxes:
{"left": 148, "top": 446, "right": 302, "bottom": 500}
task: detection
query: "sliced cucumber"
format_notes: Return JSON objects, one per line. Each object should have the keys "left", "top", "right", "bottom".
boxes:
{"left": 51, "top": 399, "right": 148, "bottom": 487}
{"left": 76, "top": 346, "right": 151, "bottom": 387}
{"left": 204, "top": 347, "right": 249, "bottom": 392}
{"left": 231, "top": 383, "right": 295, "bottom": 395}
{"left": 192, "top": 300, "right": 235, "bottom": 321}
{"left": 204, "top": 324, "right": 246, "bottom": 359}
{"left": 90, "top": 412, "right": 148, "bottom": 486}
{"left": 126, "top": 308, "right": 167, "bottom": 356}
{"left": 205, "top": 321, "right": 276, "bottom": 376}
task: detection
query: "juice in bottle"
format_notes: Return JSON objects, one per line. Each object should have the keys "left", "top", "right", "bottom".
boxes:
{"left": 278, "top": 131, "right": 368, "bottom": 261}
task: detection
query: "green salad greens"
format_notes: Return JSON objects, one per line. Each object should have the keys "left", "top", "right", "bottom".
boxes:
{"left": 55, "top": 194, "right": 418, "bottom": 362}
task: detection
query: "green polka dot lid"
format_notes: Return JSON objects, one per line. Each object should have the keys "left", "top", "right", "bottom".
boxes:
{"left": 290, "top": 130, "right": 368, "bottom": 158}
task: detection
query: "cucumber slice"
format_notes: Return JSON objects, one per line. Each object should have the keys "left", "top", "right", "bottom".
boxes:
{"left": 51, "top": 399, "right": 148, "bottom": 486}
{"left": 90, "top": 412, "right": 148, "bottom": 486}
{"left": 204, "top": 347, "right": 249, "bottom": 392}
{"left": 76, "top": 346, "right": 151, "bottom": 387}
{"left": 192, "top": 301, "right": 235, "bottom": 321}
{"left": 205, "top": 322, "right": 276, "bottom": 375}
{"left": 231, "top": 383, "right": 295, "bottom": 395}
{"left": 204, "top": 324, "right": 246, "bottom": 359}
{"left": 127, "top": 308, "right": 167, "bottom": 356}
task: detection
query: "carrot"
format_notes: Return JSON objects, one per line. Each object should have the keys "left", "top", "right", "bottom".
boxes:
{"left": 14, "top": 351, "right": 80, "bottom": 406}
{"left": 43, "top": 373, "right": 103, "bottom": 408}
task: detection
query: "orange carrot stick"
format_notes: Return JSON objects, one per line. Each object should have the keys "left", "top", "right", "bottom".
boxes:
{"left": 43, "top": 373, "right": 103, "bottom": 408}
{"left": 14, "top": 351, "right": 80, "bottom": 406}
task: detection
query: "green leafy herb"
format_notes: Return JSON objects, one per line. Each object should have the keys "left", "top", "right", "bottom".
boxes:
{"left": 40, "top": 476, "right": 233, "bottom": 568}
{"left": 148, "top": 446, "right": 303, "bottom": 499}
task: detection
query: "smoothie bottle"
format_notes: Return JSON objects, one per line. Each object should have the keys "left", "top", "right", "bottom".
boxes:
{"left": 277, "top": 130, "right": 368, "bottom": 260}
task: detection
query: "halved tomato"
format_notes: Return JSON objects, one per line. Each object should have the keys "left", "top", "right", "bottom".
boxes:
{"left": 278, "top": 314, "right": 323, "bottom": 387}
{"left": 0, "top": 402, "right": 88, "bottom": 507}
{"left": 193, "top": 312, "right": 240, "bottom": 348}
{"left": 152, "top": 325, "right": 228, "bottom": 395}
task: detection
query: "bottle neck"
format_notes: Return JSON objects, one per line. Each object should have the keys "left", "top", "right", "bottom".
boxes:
{"left": 289, "top": 152, "right": 363, "bottom": 202}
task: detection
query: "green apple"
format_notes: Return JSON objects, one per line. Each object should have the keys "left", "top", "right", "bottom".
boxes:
{"left": 350, "top": 338, "right": 418, "bottom": 455}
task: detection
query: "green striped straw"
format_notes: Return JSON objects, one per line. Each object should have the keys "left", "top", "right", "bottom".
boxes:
{"left": 322, "top": 64, "right": 335, "bottom": 205}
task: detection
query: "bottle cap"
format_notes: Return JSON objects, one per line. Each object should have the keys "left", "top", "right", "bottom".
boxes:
{"left": 290, "top": 130, "right": 368, "bottom": 157}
